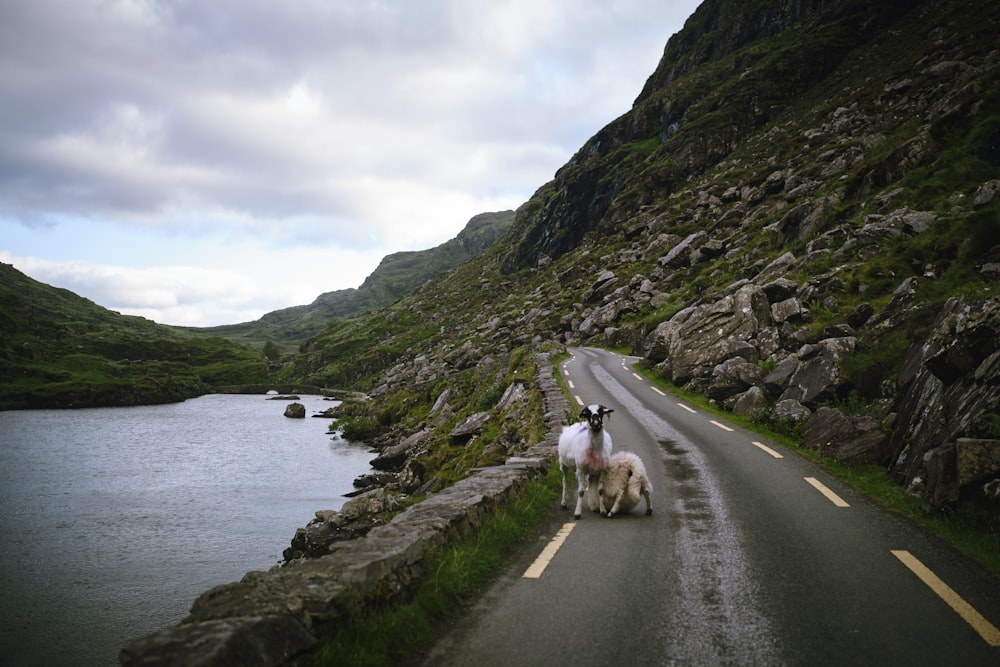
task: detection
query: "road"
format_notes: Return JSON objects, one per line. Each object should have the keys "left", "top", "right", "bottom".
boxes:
{"left": 419, "top": 347, "right": 1000, "bottom": 666}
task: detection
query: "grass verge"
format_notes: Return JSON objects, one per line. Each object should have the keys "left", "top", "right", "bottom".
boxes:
{"left": 309, "top": 467, "right": 562, "bottom": 666}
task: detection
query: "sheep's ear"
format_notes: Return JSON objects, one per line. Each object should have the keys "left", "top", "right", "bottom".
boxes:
{"left": 579, "top": 406, "right": 590, "bottom": 419}
{"left": 600, "top": 406, "right": 614, "bottom": 420}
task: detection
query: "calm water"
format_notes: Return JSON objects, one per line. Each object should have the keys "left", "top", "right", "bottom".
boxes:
{"left": 0, "top": 394, "right": 373, "bottom": 666}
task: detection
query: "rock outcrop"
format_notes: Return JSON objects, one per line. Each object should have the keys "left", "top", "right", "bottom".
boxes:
{"left": 283, "top": 402, "right": 306, "bottom": 418}
{"left": 883, "top": 297, "right": 1000, "bottom": 505}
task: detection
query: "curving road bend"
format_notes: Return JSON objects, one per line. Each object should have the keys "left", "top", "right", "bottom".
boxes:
{"left": 420, "top": 347, "right": 1000, "bottom": 666}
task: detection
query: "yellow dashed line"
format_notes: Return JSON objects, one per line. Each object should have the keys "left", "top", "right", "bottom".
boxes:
{"left": 524, "top": 523, "right": 576, "bottom": 579}
{"left": 710, "top": 420, "right": 734, "bottom": 432}
{"left": 751, "top": 441, "right": 784, "bottom": 459}
{"left": 650, "top": 386, "right": 666, "bottom": 396}
{"left": 574, "top": 395, "right": 584, "bottom": 406}
{"left": 892, "top": 550, "right": 1000, "bottom": 646}
{"left": 677, "top": 403, "right": 696, "bottom": 414}
{"left": 804, "top": 477, "right": 850, "bottom": 507}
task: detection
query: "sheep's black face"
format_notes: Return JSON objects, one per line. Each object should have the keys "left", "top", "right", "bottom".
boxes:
{"left": 580, "top": 404, "right": 613, "bottom": 433}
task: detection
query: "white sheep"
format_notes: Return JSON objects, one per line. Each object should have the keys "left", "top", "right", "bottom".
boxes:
{"left": 558, "top": 404, "right": 613, "bottom": 519}
{"left": 598, "top": 451, "right": 653, "bottom": 518}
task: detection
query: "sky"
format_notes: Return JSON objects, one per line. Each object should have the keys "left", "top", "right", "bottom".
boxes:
{"left": 1, "top": 0, "right": 701, "bottom": 327}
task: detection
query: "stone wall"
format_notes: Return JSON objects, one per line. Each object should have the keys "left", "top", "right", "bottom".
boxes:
{"left": 120, "top": 354, "right": 569, "bottom": 666}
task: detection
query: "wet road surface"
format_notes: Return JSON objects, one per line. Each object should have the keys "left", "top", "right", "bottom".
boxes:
{"left": 419, "top": 348, "right": 1000, "bottom": 666}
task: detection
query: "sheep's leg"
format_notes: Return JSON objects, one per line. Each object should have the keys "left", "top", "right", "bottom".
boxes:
{"left": 573, "top": 466, "right": 587, "bottom": 519}
{"left": 586, "top": 473, "right": 601, "bottom": 513}
{"left": 596, "top": 472, "right": 608, "bottom": 515}
{"left": 606, "top": 489, "right": 625, "bottom": 518}
{"left": 560, "top": 463, "right": 569, "bottom": 510}
{"left": 642, "top": 486, "right": 653, "bottom": 516}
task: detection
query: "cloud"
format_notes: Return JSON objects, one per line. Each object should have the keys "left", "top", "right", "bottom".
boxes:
{"left": 2, "top": 245, "right": 387, "bottom": 328}
{"left": 0, "top": 0, "right": 700, "bottom": 325}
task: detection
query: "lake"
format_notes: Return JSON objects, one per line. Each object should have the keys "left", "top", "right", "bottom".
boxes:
{"left": 0, "top": 393, "right": 374, "bottom": 666}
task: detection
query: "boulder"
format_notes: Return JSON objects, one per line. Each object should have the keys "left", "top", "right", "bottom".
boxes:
{"left": 429, "top": 388, "right": 454, "bottom": 417}
{"left": 800, "top": 407, "right": 884, "bottom": 464}
{"left": 730, "top": 386, "right": 770, "bottom": 419}
{"left": 773, "top": 399, "right": 812, "bottom": 425}
{"left": 707, "top": 357, "right": 764, "bottom": 401}
{"left": 641, "top": 284, "right": 771, "bottom": 384}
{"left": 779, "top": 337, "right": 856, "bottom": 407}
{"left": 763, "top": 355, "right": 799, "bottom": 396}
{"left": 450, "top": 412, "right": 491, "bottom": 442}
{"left": 973, "top": 179, "right": 1000, "bottom": 207}
{"left": 770, "top": 297, "right": 803, "bottom": 324}
{"left": 120, "top": 616, "right": 316, "bottom": 667}
{"left": 371, "top": 430, "right": 430, "bottom": 471}
{"left": 658, "top": 231, "right": 707, "bottom": 269}
{"left": 752, "top": 251, "right": 797, "bottom": 284}
{"left": 340, "top": 487, "right": 404, "bottom": 521}
{"left": 283, "top": 402, "right": 306, "bottom": 418}
{"left": 585, "top": 270, "right": 619, "bottom": 303}
{"left": 755, "top": 326, "right": 783, "bottom": 359}
{"left": 847, "top": 302, "right": 875, "bottom": 329}
{"left": 445, "top": 341, "right": 484, "bottom": 370}
{"left": 496, "top": 382, "right": 527, "bottom": 413}
{"left": 921, "top": 443, "right": 959, "bottom": 507}
{"left": 643, "top": 233, "right": 683, "bottom": 261}
{"left": 956, "top": 438, "right": 1000, "bottom": 488}
{"left": 761, "top": 277, "right": 798, "bottom": 303}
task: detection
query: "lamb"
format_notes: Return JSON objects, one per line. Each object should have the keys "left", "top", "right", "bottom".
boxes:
{"left": 598, "top": 451, "right": 653, "bottom": 518}
{"left": 558, "top": 404, "right": 614, "bottom": 519}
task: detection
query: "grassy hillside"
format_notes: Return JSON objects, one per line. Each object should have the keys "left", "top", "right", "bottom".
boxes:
{"left": 183, "top": 210, "right": 515, "bottom": 355}
{"left": 0, "top": 263, "right": 270, "bottom": 410}
{"left": 280, "top": 0, "right": 1000, "bottom": 501}
{"left": 289, "top": 0, "right": 1000, "bottom": 389}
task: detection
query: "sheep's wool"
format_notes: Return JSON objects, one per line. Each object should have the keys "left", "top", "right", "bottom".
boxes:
{"left": 582, "top": 447, "right": 609, "bottom": 469}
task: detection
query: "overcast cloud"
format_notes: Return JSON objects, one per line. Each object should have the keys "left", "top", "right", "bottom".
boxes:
{"left": 1, "top": 0, "right": 700, "bottom": 326}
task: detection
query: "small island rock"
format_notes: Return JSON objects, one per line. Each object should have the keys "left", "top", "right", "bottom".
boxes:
{"left": 284, "top": 402, "right": 306, "bottom": 418}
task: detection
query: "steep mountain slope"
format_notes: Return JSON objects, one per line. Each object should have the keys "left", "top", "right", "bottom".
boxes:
{"left": 185, "top": 210, "right": 514, "bottom": 354}
{"left": 285, "top": 0, "right": 1000, "bottom": 512}
{"left": 0, "top": 263, "right": 270, "bottom": 409}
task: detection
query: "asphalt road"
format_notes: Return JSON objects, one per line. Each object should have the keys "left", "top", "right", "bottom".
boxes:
{"left": 418, "top": 347, "right": 1000, "bottom": 666}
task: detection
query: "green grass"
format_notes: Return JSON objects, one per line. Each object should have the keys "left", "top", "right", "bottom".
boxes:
{"left": 820, "top": 458, "right": 1000, "bottom": 577}
{"left": 309, "top": 468, "right": 561, "bottom": 666}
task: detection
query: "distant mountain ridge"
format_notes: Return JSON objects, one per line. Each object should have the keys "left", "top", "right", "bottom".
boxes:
{"left": 0, "top": 262, "right": 270, "bottom": 409}
{"left": 183, "top": 210, "right": 515, "bottom": 353}
{"left": 0, "top": 210, "right": 514, "bottom": 408}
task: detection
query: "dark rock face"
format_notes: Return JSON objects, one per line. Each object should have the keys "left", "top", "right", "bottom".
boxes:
{"left": 800, "top": 407, "right": 884, "bottom": 464}
{"left": 884, "top": 297, "right": 1000, "bottom": 506}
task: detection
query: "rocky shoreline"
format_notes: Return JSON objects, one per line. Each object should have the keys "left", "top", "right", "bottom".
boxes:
{"left": 119, "top": 354, "right": 569, "bottom": 665}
